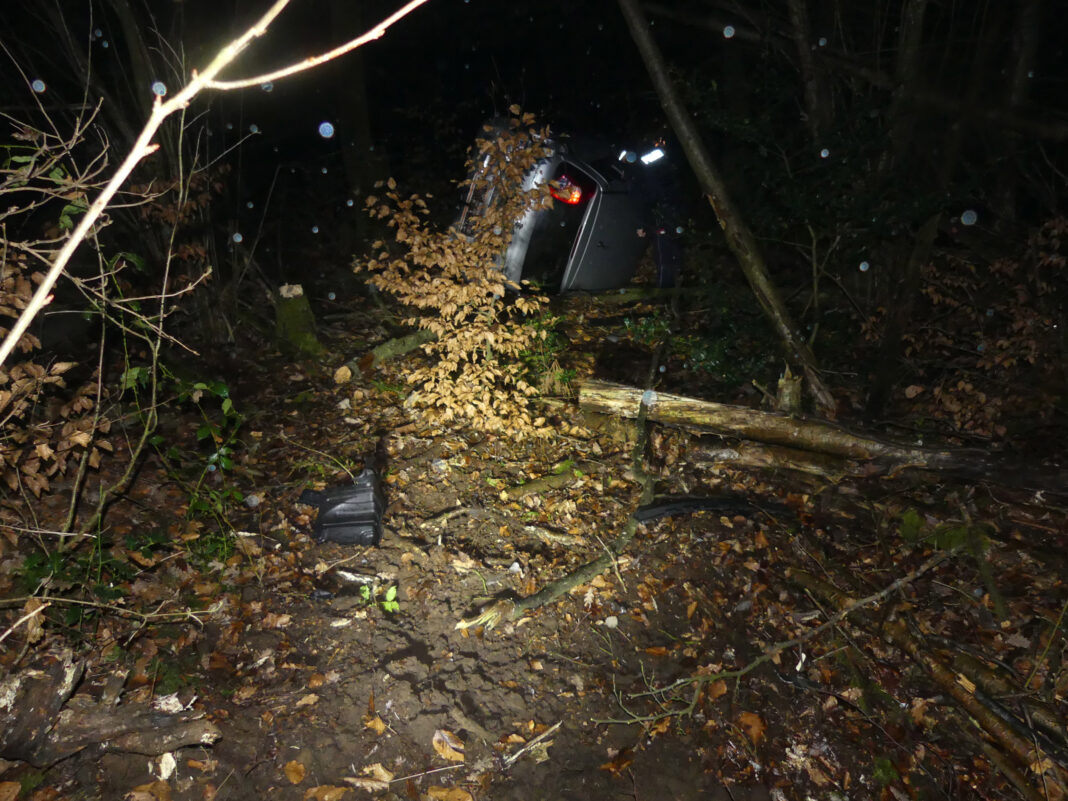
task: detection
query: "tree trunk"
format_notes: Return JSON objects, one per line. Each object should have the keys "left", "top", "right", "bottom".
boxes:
{"left": 994, "top": 0, "right": 1042, "bottom": 222}
{"left": 642, "top": 3, "right": 1068, "bottom": 142}
{"left": 863, "top": 212, "right": 940, "bottom": 419}
{"left": 785, "top": 0, "right": 831, "bottom": 139}
{"left": 105, "top": 0, "right": 180, "bottom": 177}
{"left": 886, "top": 0, "right": 929, "bottom": 165}
{"left": 868, "top": 1, "right": 1002, "bottom": 419}
{"left": 615, "top": 0, "right": 836, "bottom": 417}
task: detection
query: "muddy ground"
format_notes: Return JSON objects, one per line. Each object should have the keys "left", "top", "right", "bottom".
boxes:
{"left": 2, "top": 301, "right": 1063, "bottom": 801}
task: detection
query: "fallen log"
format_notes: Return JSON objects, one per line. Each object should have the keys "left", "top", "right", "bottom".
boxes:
{"left": 346, "top": 328, "right": 435, "bottom": 374}
{"left": 0, "top": 655, "right": 220, "bottom": 767}
{"left": 579, "top": 380, "right": 1067, "bottom": 491}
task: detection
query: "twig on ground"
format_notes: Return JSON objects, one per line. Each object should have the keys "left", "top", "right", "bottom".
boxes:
{"left": 503, "top": 721, "right": 562, "bottom": 768}
{"left": 0, "top": 595, "right": 220, "bottom": 626}
{"left": 0, "top": 602, "right": 49, "bottom": 647}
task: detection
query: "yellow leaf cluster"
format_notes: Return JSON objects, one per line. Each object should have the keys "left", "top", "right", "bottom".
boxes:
{"left": 354, "top": 111, "right": 556, "bottom": 439}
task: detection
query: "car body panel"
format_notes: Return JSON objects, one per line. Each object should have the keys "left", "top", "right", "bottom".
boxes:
{"left": 460, "top": 121, "right": 652, "bottom": 293}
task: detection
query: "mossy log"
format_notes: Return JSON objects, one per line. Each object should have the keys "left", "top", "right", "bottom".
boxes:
{"left": 275, "top": 284, "right": 323, "bottom": 356}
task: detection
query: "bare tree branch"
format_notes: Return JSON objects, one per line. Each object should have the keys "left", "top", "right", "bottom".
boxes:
{"left": 203, "top": 0, "right": 432, "bottom": 90}
{"left": 0, "top": 0, "right": 433, "bottom": 368}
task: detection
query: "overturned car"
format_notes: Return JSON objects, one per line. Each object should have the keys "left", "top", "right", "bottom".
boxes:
{"left": 457, "top": 120, "right": 680, "bottom": 292}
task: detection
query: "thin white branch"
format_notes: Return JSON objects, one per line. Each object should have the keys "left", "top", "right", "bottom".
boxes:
{"left": 0, "top": 602, "right": 49, "bottom": 647}
{"left": 202, "top": 0, "right": 433, "bottom": 90}
{"left": 0, "top": 0, "right": 432, "bottom": 368}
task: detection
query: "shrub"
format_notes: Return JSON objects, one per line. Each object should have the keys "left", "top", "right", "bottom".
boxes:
{"left": 356, "top": 108, "right": 554, "bottom": 437}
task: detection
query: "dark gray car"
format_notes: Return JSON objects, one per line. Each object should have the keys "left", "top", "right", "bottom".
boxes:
{"left": 458, "top": 122, "right": 676, "bottom": 292}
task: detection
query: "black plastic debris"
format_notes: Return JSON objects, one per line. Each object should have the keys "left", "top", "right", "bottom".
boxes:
{"left": 634, "top": 495, "right": 790, "bottom": 523}
{"left": 299, "top": 470, "right": 385, "bottom": 546}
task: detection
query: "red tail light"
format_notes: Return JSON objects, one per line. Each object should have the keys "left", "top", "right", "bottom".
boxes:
{"left": 550, "top": 174, "right": 583, "bottom": 205}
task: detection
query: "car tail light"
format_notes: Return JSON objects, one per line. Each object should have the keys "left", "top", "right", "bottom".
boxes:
{"left": 549, "top": 173, "right": 583, "bottom": 205}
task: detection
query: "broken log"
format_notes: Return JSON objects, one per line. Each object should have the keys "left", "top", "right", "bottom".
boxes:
{"left": 0, "top": 655, "right": 220, "bottom": 767}
{"left": 343, "top": 328, "right": 435, "bottom": 376}
{"left": 579, "top": 380, "right": 1067, "bottom": 491}
{"left": 688, "top": 440, "right": 870, "bottom": 480}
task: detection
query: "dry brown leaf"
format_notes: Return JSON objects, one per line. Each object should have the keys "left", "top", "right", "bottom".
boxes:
{"left": 648, "top": 718, "right": 671, "bottom": 737}
{"left": 303, "top": 786, "right": 349, "bottom": 801}
{"left": 1030, "top": 757, "right": 1055, "bottom": 775}
{"left": 0, "top": 784, "right": 20, "bottom": 801}
{"left": 284, "top": 760, "right": 307, "bottom": 785}
{"left": 364, "top": 714, "right": 387, "bottom": 735}
{"left": 333, "top": 365, "right": 353, "bottom": 385}
{"left": 707, "top": 679, "right": 728, "bottom": 700}
{"left": 805, "top": 763, "right": 832, "bottom": 786}
{"left": 263, "top": 612, "right": 292, "bottom": 628}
{"left": 738, "top": 711, "right": 765, "bottom": 746}
{"left": 295, "top": 694, "right": 319, "bottom": 708}
{"left": 21, "top": 597, "right": 46, "bottom": 644}
{"left": 425, "top": 787, "right": 473, "bottom": 801}
{"left": 344, "top": 762, "right": 393, "bottom": 792}
{"left": 127, "top": 549, "right": 159, "bottom": 569}
{"left": 432, "top": 729, "right": 465, "bottom": 762}
{"left": 124, "top": 781, "right": 172, "bottom": 801}
{"left": 363, "top": 763, "right": 394, "bottom": 782}
{"left": 599, "top": 748, "right": 633, "bottom": 775}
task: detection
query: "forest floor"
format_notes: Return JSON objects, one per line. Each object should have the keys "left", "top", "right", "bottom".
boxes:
{"left": 1, "top": 291, "right": 1066, "bottom": 801}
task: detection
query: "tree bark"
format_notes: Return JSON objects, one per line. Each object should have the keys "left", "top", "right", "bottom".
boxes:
{"left": 785, "top": 0, "right": 831, "bottom": 139}
{"left": 275, "top": 285, "right": 323, "bottom": 356}
{"left": 615, "top": 0, "right": 836, "bottom": 417}
{"left": 105, "top": 0, "right": 180, "bottom": 177}
{"left": 886, "top": 0, "right": 928, "bottom": 164}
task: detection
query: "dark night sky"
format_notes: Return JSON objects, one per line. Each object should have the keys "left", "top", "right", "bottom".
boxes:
{"left": 207, "top": 0, "right": 664, "bottom": 171}
{"left": 2, "top": 0, "right": 1067, "bottom": 271}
